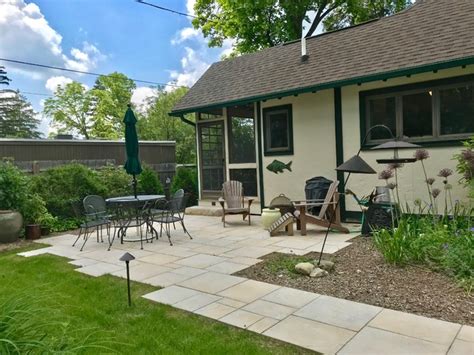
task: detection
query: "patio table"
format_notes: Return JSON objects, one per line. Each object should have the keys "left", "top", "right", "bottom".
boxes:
{"left": 106, "top": 195, "right": 165, "bottom": 245}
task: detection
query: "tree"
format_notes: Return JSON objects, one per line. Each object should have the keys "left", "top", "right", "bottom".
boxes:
{"left": 91, "top": 72, "right": 136, "bottom": 137}
{"left": 43, "top": 82, "right": 96, "bottom": 139}
{"left": 193, "top": 0, "right": 411, "bottom": 55}
{"left": 0, "top": 66, "right": 11, "bottom": 86}
{"left": 137, "top": 87, "right": 196, "bottom": 164}
{"left": 0, "top": 90, "right": 41, "bottom": 138}
{"left": 323, "top": 0, "right": 412, "bottom": 31}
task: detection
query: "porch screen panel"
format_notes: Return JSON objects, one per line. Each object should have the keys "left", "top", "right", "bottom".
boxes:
{"left": 200, "top": 123, "right": 225, "bottom": 191}
{"left": 228, "top": 105, "right": 256, "bottom": 164}
{"left": 229, "top": 169, "right": 258, "bottom": 197}
{"left": 440, "top": 84, "right": 474, "bottom": 135}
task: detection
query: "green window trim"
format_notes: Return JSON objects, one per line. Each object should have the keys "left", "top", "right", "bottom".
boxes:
{"left": 262, "top": 104, "right": 294, "bottom": 156}
{"left": 359, "top": 74, "right": 474, "bottom": 149}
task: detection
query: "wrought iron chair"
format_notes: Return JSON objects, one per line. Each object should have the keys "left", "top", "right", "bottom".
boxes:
{"left": 71, "top": 196, "right": 112, "bottom": 251}
{"left": 151, "top": 192, "right": 192, "bottom": 246}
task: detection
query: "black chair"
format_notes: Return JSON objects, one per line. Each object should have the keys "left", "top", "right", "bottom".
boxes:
{"left": 71, "top": 196, "right": 112, "bottom": 251}
{"left": 151, "top": 192, "right": 192, "bottom": 246}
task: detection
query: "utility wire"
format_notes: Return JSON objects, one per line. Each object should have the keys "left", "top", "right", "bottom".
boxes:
{"left": 136, "top": 0, "right": 196, "bottom": 18}
{"left": 0, "top": 58, "right": 186, "bottom": 88}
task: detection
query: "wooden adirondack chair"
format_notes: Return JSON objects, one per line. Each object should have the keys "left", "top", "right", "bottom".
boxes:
{"left": 218, "top": 180, "right": 254, "bottom": 227}
{"left": 293, "top": 181, "right": 349, "bottom": 235}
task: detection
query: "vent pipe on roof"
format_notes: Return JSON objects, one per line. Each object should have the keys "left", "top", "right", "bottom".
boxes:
{"left": 301, "top": 20, "right": 309, "bottom": 63}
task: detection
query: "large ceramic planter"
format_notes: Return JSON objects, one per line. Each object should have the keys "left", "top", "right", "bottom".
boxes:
{"left": 0, "top": 210, "right": 23, "bottom": 243}
{"left": 261, "top": 208, "right": 281, "bottom": 230}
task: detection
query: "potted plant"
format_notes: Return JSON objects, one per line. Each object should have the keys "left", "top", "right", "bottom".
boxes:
{"left": 0, "top": 161, "right": 28, "bottom": 243}
{"left": 22, "top": 194, "right": 52, "bottom": 240}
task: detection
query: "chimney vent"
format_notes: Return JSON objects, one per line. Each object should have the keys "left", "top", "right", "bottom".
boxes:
{"left": 301, "top": 37, "right": 309, "bottom": 62}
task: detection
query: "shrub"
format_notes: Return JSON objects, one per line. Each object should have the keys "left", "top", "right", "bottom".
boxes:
{"left": 171, "top": 167, "right": 198, "bottom": 206}
{"left": 30, "top": 164, "right": 106, "bottom": 218}
{"left": 96, "top": 164, "right": 131, "bottom": 197}
{"left": 137, "top": 165, "right": 164, "bottom": 195}
{"left": 0, "top": 161, "right": 29, "bottom": 211}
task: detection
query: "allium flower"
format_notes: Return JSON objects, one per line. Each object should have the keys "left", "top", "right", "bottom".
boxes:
{"left": 426, "top": 177, "right": 435, "bottom": 185}
{"left": 438, "top": 168, "right": 453, "bottom": 178}
{"left": 387, "top": 182, "right": 397, "bottom": 190}
{"left": 431, "top": 188, "right": 441, "bottom": 199}
{"left": 389, "top": 162, "right": 403, "bottom": 170}
{"left": 461, "top": 149, "right": 474, "bottom": 162}
{"left": 414, "top": 149, "right": 430, "bottom": 161}
{"left": 378, "top": 169, "right": 394, "bottom": 180}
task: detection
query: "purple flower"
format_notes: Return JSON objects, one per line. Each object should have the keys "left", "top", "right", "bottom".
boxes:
{"left": 414, "top": 149, "right": 430, "bottom": 161}
{"left": 432, "top": 188, "right": 441, "bottom": 199}
{"left": 461, "top": 149, "right": 474, "bottom": 162}
{"left": 389, "top": 162, "right": 404, "bottom": 170}
{"left": 438, "top": 168, "right": 453, "bottom": 178}
{"left": 378, "top": 169, "right": 394, "bottom": 180}
{"left": 426, "top": 177, "right": 435, "bottom": 185}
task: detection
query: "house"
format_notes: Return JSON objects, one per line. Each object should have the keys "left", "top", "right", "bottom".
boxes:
{"left": 171, "top": 0, "right": 474, "bottom": 219}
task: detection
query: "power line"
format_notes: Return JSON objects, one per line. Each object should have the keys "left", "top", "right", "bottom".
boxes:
{"left": 136, "top": 0, "right": 196, "bottom": 18}
{"left": 0, "top": 58, "right": 187, "bottom": 88}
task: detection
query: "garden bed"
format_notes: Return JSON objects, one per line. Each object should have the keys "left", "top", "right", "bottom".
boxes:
{"left": 235, "top": 237, "right": 473, "bottom": 326}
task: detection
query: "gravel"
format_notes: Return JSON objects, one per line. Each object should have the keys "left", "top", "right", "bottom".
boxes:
{"left": 235, "top": 237, "right": 473, "bottom": 326}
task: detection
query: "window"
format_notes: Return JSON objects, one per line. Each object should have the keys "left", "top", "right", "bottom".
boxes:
{"left": 227, "top": 105, "right": 256, "bottom": 163}
{"left": 229, "top": 169, "right": 258, "bottom": 196}
{"left": 263, "top": 104, "right": 293, "bottom": 155}
{"left": 363, "top": 77, "right": 474, "bottom": 144}
{"left": 198, "top": 108, "right": 223, "bottom": 120}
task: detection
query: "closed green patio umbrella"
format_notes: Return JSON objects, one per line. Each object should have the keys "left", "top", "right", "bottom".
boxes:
{"left": 123, "top": 104, "right": 142, "bottom": 197}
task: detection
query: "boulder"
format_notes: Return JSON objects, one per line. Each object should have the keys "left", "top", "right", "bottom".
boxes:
{"left": 310, "top": 268, "right": 329, "bottom": 278}
{"left": 295, "top": 262, "right": 315, "bottom": 276}
{"left": 317, "top": 260, "right": 335, "bottom": 272}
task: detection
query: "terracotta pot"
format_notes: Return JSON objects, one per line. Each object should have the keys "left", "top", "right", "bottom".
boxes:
{"left": 0, "top": 210, "right": 23, "bottom": 243}
{"left": 25, "top": 224, "right": 41, "bottom": 240}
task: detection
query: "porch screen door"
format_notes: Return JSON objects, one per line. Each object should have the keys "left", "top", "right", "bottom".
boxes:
{"left": 199, "top": 121, "right": 225, "bottom": 194}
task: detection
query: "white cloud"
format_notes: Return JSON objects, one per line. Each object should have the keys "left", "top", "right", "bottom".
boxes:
{"left": 44, "top": 75, "right": 73, "bottom": 92}
{"left": 0, "top": 0, "right": 105, "bottom": 80}
{"left": 168, "top": 47, "right": 211, "bottom": 89}
{"left": 171, "top": 27, "right": 201, "bottom": 45}
{"left": 131, "top": 86, "right": 158, "bottom": 112}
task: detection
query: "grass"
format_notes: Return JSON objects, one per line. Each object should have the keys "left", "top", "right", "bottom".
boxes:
{"left": 264, "top": 254, "right": 314, "bottom": 278}
{"left": 0, "top": 245, "right": 312, "bottom": 354}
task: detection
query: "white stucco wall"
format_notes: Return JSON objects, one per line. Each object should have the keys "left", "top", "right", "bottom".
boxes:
{"left": 260, "top": 90, "right": 337, "bottom": 205}
{"left": 341, "top": 67, "right": 474, "bottom": 212}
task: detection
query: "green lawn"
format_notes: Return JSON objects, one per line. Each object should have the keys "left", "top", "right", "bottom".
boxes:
{"left": 0, "top": 245, "right": 312, "bottom": 354}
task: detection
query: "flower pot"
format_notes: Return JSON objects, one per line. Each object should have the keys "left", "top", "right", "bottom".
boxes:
{"left": 0, "top": 210, "right": 23, "bottom": 243}
{"left": 25, "top": 224, "right": 41, "bottom": 240}
{"left": 40, "top": 226, "right": 50, "bottom": 236}
{"left": 261, "top": 208, "right": 281, "bottom": 230}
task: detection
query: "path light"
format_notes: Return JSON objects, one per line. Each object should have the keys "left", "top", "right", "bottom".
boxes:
{"left": 119, "top": 252, "right": 135, "bottom": 306}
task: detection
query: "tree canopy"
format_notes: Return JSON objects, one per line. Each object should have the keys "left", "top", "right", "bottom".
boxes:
{"left": 137, "top": 87, "right": 196, "bottom": 164}
{"left": 193, "top": 0, "right": 412, "bottom": 55}
{"left": 0, "top": 90, "right": 41, "bottom": 139}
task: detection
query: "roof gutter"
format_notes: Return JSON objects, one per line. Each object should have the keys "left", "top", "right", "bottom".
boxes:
{"left": 170, "top": 56, "right": 474, "bottom": 115}
{"left": 170, "top": 113, "right": 195, "bottom": 127}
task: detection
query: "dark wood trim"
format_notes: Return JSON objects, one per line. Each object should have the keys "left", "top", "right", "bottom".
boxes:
{"left": 262, "top": 104, "right": 294, "bottom": 156}
{"left": 256, "top": 102, "right": 265, "bottom": 209}
{"left": 334, "top": 87, "right": 347, "bottom": 220}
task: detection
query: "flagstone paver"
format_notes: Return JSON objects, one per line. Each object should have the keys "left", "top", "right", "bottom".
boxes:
{"left": 178, "top": 272, "right": 246, "bottom": 294}
{"left": 242, "top": 299, "right": 295, "bottom": 320}
{"left": 294, "top": 295, "right": 382, "bottom": 331}
{"left": 217, "top": 280, "right": 280, "bottom": 303}
{"left": 22, "top": 215, "right": 472, "bottom": 354}
{"left": 339, "top": 327, "right": 449, "bottom": 355}
{"left": 264, "top": 315, "right": 355, "bottom": 354}
{"left": 220, "top": 309, "right": 264, "bottom": 329}
{"left": 369, "top": 308, "right": 462, "bottom": 345}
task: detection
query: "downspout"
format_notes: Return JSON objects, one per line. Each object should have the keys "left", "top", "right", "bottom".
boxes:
{"left": 333, "top": 87, "right": 346, "bottom": 220}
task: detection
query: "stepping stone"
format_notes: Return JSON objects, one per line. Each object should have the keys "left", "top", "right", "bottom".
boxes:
{"left": 248, "top": 317, "right": 280, "bottom": 334}
{"left": 448, "top": 339, "right": 474, "bottom": 355}
{"left": 262, "top": 287, "right": 319, "bottom": 308}
{"left": 174, "top": 293, "right": 222, "bottom": 312}
{"left": 217, "top": 280, "right": 280, "bottom": 303}
{"left": 206, "top": 261, "right": 249, "bottom": 274}
{"left": 457, "top": 325, "right": 474, "bottom": 342}
{"left": 175, "top": 254, "right": 226, "bottom": 268}
{"left": 294, "top": 295, "right": 381, "bottom": 331}
{"left": 369, "top": 308, "right": 461, "bottom": 345}
{"left": 142, "top": 271, "right": 194, "bottom": 287}
{"left": 339, "top": 327, "right": 448, "bottom": 355}
{"left": 264, "top": 315, "right": 355, "bottom": 354}
{"left": 178, "top": 272, "right": 245, "bottom": 294}
{"left": 243, "top": 300, "right": 295, "bottom": 320}
{"left": 195, "top": 302, "right": 236, "bottom": 320}
{"left": 220, "top": 309, "right": 264, "bottom": 329}
{"left": 75, "top": 262, "right": 122, "bottom": 277}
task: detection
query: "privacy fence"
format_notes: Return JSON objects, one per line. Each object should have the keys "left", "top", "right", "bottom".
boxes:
{"left": 0, "top": 138, "right": 176, "bottom": 184}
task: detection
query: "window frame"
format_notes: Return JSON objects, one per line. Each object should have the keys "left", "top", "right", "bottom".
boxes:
{"left": 262, "top": 104, "right": 294, "bottom": 156}
{"left": 360, "top": 74, "right": 474, "bottom": 148}
{"left": 227, "top": 105, "right": 256, "bottom": 164}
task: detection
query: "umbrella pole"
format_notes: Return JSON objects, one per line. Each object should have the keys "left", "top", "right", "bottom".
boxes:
{"left": 133, "top": 174, "right": 137, "bottom": 198}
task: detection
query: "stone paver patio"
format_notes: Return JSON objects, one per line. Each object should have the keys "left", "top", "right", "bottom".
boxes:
{"left": 19, "top": 215, "right": 473, "bottom": 354}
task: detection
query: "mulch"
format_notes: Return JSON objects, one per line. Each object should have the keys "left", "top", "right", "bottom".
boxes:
{"left": 235, "top": 237, "right": 473, "bottom": 326}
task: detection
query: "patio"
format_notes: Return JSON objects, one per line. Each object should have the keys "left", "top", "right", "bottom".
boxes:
{"left": 19, "top": 215, "right": 473, "bottom": 354}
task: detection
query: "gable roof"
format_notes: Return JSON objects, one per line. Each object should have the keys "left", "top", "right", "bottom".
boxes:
{"left": 172, "top": 0, "right": 474, "bottom": 114}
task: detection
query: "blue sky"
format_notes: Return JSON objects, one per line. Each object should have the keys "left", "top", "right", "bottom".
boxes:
{"left": 0, "top": 0, "right": 230, "bottom": 135}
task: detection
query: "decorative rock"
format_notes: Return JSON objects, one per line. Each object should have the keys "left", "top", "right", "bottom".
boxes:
{"left": 295, "top": 262, "right": 315, "bottom": 276}
{"left": 310, "top": 268, "right": 329, "bottom": 278}
{"left": 317, "top": 260, "right": 335, "bottom": 272}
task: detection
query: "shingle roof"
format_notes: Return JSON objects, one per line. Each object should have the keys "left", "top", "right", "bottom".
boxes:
{"left": 172, "top": 0, "right": 474, "bottom": 114}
